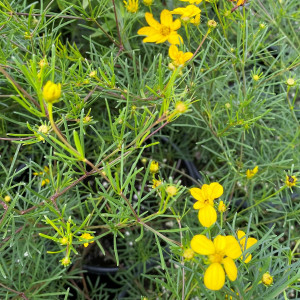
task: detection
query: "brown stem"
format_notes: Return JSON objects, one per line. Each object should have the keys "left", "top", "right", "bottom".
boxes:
{"left": 0, "top": 283, "right": 28, "bottom": 300}
{"left": 112, "top": 0, "right": 123, "bottom": 51}
{"left": 0, "top": 136, "right": 35, "bottom": 141}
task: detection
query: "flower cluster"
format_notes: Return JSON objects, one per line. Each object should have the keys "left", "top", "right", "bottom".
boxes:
{"left": 188, "top": 181, "right": 258, "bottom": 290}
{"left": 135, "top": 0, "right": 210, "bottom": 71}
{"left": 33, "top": 165, "right": 50, "bottom": 186}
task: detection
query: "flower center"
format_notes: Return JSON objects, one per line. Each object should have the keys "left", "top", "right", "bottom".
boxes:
{"left": 204, "top": 199, "right": 209, "bottom": 204}
{"left": 161, "top": 26, "right": 171, "bottom": 36}
{"left": 209, "top": 252, "right": 224, "bottom": 263}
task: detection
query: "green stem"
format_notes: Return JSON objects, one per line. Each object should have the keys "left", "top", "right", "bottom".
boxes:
{"left": 47, "top": 103, "right": 81, "bottom": 158}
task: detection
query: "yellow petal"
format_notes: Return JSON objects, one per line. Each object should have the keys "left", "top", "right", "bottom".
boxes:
{"left": 171, "top": 18, "right": 181, "bottom": 30}
{"left": 172, "top": 7, "right": 185, "bottom": 14}
{"left": 237, "top": 230, "right": 246, "bottom": 247}
{"left": 183, "top": 52, "right": 193, "bottom": 62}
{"left": 137, "top": 27, "right": 157, "bottom": 35}
{"left": 237, "top": 230, "right": 245, "bottom": 240}
{"left": 210, "top": 182, "right": 224, "bottom": 199}
{"left": 160, "top": 9, "right": 172, "bottom": 26}
{"left": 190, "top": 235, "right": 215, "bottom": 255}
{"left": 167, "top": 33, "right": 183, "bottom": 45}
{"left": 237, "top": 0, "right": 245, "bottom": 5}
{"left": 213, "top": 235, "right": 226, "bottom": 253}
{"left": 193, "top": 201, "right": 205, "bottom": 209}
{"left": 145, "top": 12, "right": 161, "bottom": 29}
{"left": 198, "top": 205, "right": 217, "bottom": 227}
{"left": 143, "top": 34, "right": 162, "bottom": 43}
{"left": 244, "top": 237, "right": 258, "bottom": 250}
{"left": 243, "top": 253, "right": 252, "bottom": 263}
{"left": 222, "top": 257, "right": 237, "bottom": 281}
{"left": 169, "top": 45, "right": 178, "bottom": 60}
{"left": 204, "top": 263, "right": 225, "bottom": 290}
{"left": 156, "top": 35, "right": 169, "bottom": 44}
{"left": 190, "top": 187, "right": 204, "bottom": 201}
{"left": 225, "top": 236, "right": 242, "bottom": 259}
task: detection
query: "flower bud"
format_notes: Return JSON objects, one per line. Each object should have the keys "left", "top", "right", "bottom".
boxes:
{"left": 43, "top": 81, "right": 61, "bottom": 104}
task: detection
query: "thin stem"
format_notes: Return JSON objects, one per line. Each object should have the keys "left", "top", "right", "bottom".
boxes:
{"left": 48, "top": 103, "right": 81, "bottom": 157}
{"left": 112, "top": 0, "right": 123, "bottom": 51}
{"left": 190, "top": 29, "right": 210, "bottom": 61}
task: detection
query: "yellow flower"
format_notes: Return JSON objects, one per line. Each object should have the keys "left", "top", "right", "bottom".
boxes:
{"left": 175, "top": 101, "right": 188, "bottom": 113}
{"left": 285, "top": 175, "right": 297, "bottom": 187}
{"left": 39, "top": 59, "right": 48, "bottom": 68}
{"left": 59, "top": 236, "right": 69, "bottom": 245}
{"left": 4, "top": 195, "right": 11, "bottom": 203}
{"left": 207, "top": 19, "right": 217, "bottom": 28}
{"left": 237, "top": 230, "right": 257, "bottom": 263}
{"left": 38, "top": 124, "right": 49, "bottom": 134}
{"left": 183, "top": 248, "right": 194, "bottom": 260}
{"left": 190, "top": 182, "right": 223, "bottom": 227}
{"left": 253, "top": 74, "right": 260, "bottom": 81}
{"left": 24, "top": 32, "right": 31, "bottom": 39}
{"left": 286, "top": 78, "right": 296, "bottom": 87}
{"left": 190, "top": 13, "right": 201, "bottom": 26}
{"left": 218, "top": 200, "right": 226, "bottom": 213}
{"left": 79, "top": 233, "right": 94, "bottom": 247}
{"left": 191, "top": 235, "right": 242, "bottom": 290}
{"left": 259, "top": 23, "right": 266, "bottom": 29}
{"left": 89, "top": 70, "right": 97, "bottom": 78}
{"left": 143, "top": 0, "right": 153, "bottom": 5}
{"left": 149, "top": 161, "right": 159, "bottom": 173}
{"left": 262, "top": 272, "right": 273, "bottom": 286}
{"left": 180, "top": 0, "right": 202, "bottom": 4}
{"left": 225, "top": 289, "right": 239, "bottom": 299}
{"left": 42, "top": 81, "right": 61, "bottom": 104}
{"left": 137, "top": 10, "right": 183, "bottom": 45}
{"left": 124, "top": 0, "right": 139, "bottom": 13}
{"left": 152, "top": 179, "right": 162, "bottom": 188}
{"left": 246, "top": 166, "right": 258, "bottom": 179}
{"left": 61, "top": 256, "right": 71, "bottom": 267}
{"left": 169, "top": 45, "right": 193, "bottom": 67}
{"left": 172, "top": 5, "right": 201, "bottom": 22}
{"left": 166, "top": 185, "right": 177, "bottom": 196}
{"left": 37, "top": 124, "right": 50, "bottom": 142}
{"left": 41, "top": 178, "right": 50, "bottom": 186}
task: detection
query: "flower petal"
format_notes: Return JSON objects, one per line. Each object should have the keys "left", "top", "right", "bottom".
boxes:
{"left": 145, "top": 13, "right": 161, "bottom": 30}
{"left": 237, "top": 230, "right": 246, "bottom": 247}
{"left": 244, "top": 237, "right": 258, "bottom": 250}
{"left": 168, "top": 45, "right": 178, "bottom": 60}
{"left": 198, "top": 205, "right": 217, "bottom": 227}
{"left": 204, "top": 263, "right": 225, "bottom": 290}
{"left": 160, "top": 9, "right": 172, "bottom": 26}
{"left": 171, "top": 18, "right": 181, "bottom": 30}
{"left": 183, "top": 52, "right": 193, "bottom": 61}
{"left": 213, "top": 235, "right": 227, "bottom": 253}
{"left": 210, "top": 182, "right": 224, "bottom": 199}
{"left": 168, "top": 33, "right": 183, "bottom": 45}
{"left": 143, "top": 34, "right": 163, "bottom": 43}
{"left": 222, "top": 257, "right": 237, "bottom": 281}
{"left": 156, "top": 35, "right": 169, "bottom": 44}
{"left": 193, "top": 201, "right": 205, "bottom": 210}
{"left": 225, "top": 236, "right": 242, "bottom": 259}
{"left": 137, "top": 27, "right": 158, "bottom": 36}
{"left": 190, "top": 187, "right": 204, "bottom": 201}
{"left": 243, "top": 253, "right": 252, "bottom": 263}
{"left": 190, "top": 234, "right": 215, "bottom": 255}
